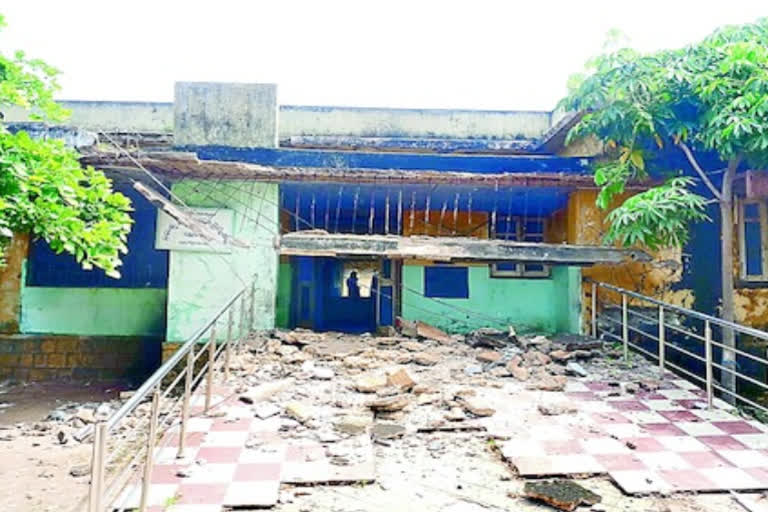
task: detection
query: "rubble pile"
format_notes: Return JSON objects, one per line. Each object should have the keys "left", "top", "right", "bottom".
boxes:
{"left": 1, "top": 321, "right": 746, "bottom": 512}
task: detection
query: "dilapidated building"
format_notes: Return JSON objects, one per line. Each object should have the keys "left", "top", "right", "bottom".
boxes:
{"left": 0, "top": 81, "right": 747, "bottom": 382}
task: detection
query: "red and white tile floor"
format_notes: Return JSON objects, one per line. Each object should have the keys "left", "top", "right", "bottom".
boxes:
{"left": 113, "top": 390, "right": 375, "bottom": 511}
{"left": 499, "top": 377, "right": 768, "bottom": 494}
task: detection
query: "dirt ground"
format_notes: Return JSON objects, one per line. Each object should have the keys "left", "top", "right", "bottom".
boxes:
{"left": 0, "top": 380, "right": 128, "bottom": 512}
{"left": 1, "top": 330, "right": 767, "bottom": 512}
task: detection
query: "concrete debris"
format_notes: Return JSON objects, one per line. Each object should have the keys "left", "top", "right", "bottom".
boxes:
{"left": 368, "top": 395, "right": 410, "bottom": 412}
{"left": 565, "top": 362, "right": 588, "bottom": 378}
{"left": 74, "top": 408, "right": 95, "bottom": 424}
{"left": 354, "top": 374, "right": 388, "bottom": 393}
{"left": 549, "top": 350, "right": 572, "bottom": 362}
{"left": 459, "top": 397, "right": 495, "bottom": 417}
{"left": 476, "top": 350, "right": 502, "bottom": 363}
{"left": 445, "top": 407, "right": 467, "bottom": 421}
{"left": 239, "top": 379, "right": 294, "bottom": 404}
{"left": 413, "top": 352, "right": 440, "bottom": 366}
{"left": 371, "top": 423, "right": 406, "bottom": 440}
{"left": 527, "top": 375, "right": 567, "bottom": 392}
{"left": 509, "top": 366, "right": 530, "bottom": 381}
{"left": 414, "top": 321, "right": 454, "bottom": 344}
{"left": 386, "top": 368, "right": 416, "bottom": 391}
{"left": 523, "top": 350, "right": 551, "bottom": 367}
{"left": 523, "top": 480, "right": 601, "bottom": 511}
{"left": 69, "top": 464, "right": 90, "bottom": 478}
{"left": 284, "top": 401, "right": 314, "bottom": 423}
{"left": 312, "top": 367, "right": 334, "bottom": 380}
{"left": 465, "top": 327, "right": 510, "bottom": 349}
{"left": 334, "top": 414, "right": 372, "bottom": 435}
{"left": 537, "top": 402, "right": 577, "bottom": 416}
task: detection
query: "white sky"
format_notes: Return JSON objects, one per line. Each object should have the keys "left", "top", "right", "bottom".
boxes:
{"left": 2, "top": 1, "right": 767, "bottom": 111}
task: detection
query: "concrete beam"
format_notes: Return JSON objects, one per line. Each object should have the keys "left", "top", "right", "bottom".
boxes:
{"left": 279, "top": 232, "right": 650, "bottom": 265}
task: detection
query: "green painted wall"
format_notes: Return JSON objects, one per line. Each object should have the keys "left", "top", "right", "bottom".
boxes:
{"left": 166, "top": 181, "right": 279, "bottom": 342}
{"left": 401, "top": 264, "right": 581, "bottom": 334}
{"left": 21, "top": 287, "right": 167, "bottom": 336}
{"left": 275, "top": 261, "right": 292, "bottom": 328}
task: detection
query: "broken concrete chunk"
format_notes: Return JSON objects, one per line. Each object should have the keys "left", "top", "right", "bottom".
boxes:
{"left": 400, "top": 341, "right": 424, "bottom": 352}
{"left": 312, "top": 367, "right": 334, "bottom": 380}
{"left": 368, "top": 395, "right": 410, "bottom": 412}
{"left": 413, "top": 352, "right": 439, "bottom": 366}
{"left": 386, "top": 368, "right": 416, "bottom": 391}
{"left": 69, "top": 464, "right": 91, "bottom": 478}
{"left": 527, "top": 375, "right": 567, "bottom": 392}
{"left": 75, "top": 408, "right": 95, "bottom": 424}
{"left": 353, "top": 374, "right": 388, "bottom": 393}
{"left": 371, "top": 423, "right": 406, "bottom": 439}
{"left": 549, "top": 350, "right": 572, "bottom": 362}
{"left": 445, "top": 407, "right": 466, "bottom": 421}
{"left": 476, "top": 350, "right": 502, "bottom": 363}
{"left": 415, "top": 321, "right": 454, "bottom": 344}
{"left": 397, "top": 317, "right": 419, "bottom": 337}
{"left": 334, "top": 415, "right": 372, "bottom": 435}
{"left": 460, "top": 397, "right": 495, "bottom": 417}
{"left": 523, "top": 480, "right": 601, "bottom": 511}
{"left": 565, "top": 362, "right": 588, "bottom": 378}
{"left": 284, "top": 401, "right": 314, "bottom": 423}
{"left": 538, "top": 402, "right": 577, "bottom": 416}
{"left": 239, "top": 379, "right": 294, "bottom": 404}
{"left": 508, "top": 364, "right": 530, "bottom": 382}
{"left": 523, "top": 350, "right": 551, "bottom": 367}
{"left": 465, "top": 327, "right": 509, "bottom": 349}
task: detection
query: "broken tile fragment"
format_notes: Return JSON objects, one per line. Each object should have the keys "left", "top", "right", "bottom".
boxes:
{"left": 523, "top": 480, "right": 601, "bottom": 511}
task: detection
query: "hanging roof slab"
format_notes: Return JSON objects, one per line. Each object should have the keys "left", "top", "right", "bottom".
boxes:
{"left": 279, "top": 232, "right": 650, "bottom": 265}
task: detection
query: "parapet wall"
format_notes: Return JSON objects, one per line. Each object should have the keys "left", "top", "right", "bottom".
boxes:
{"left": 3, "top": 99, "right": 554, "bottom": 140}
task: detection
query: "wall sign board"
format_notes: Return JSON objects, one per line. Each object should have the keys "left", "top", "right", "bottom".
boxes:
{"left": 156, "top": 207, "right": 234, "bottom": 253}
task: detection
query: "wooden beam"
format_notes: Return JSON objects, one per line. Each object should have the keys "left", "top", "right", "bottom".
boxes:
{"left": 279, "top": 232, "right": 650, "bottom": 265}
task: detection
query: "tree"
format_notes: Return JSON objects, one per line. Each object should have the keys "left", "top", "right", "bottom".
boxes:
{"left": 0, "top": 14, "right": 132, "bottom": 277}
{"left": 562, "top": 19, "right": 768, "bottom": 395}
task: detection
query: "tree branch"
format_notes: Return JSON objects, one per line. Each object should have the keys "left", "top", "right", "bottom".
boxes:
{"left": 677, "top": 142, "right": 722, "bottom": 201}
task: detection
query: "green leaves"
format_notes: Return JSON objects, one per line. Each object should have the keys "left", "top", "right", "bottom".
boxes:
{"left": 0, "top": 15, "right": 132, "bottom": 276}
{"left": 604, "top": 178, "right": 710, "bottom": 250}
{"left": 562, "top": 19, "right": 768, "bottom": 250}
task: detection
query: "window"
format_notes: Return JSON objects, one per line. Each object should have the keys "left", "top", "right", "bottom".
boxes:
{"left": 424, "top": 266, "right": 469, "bottom": 298}
{"left": 740, "top": 200, "right": 768, "bottom": 282}
{"left": 490, "top": 217, "right": 550, "bottom": 278}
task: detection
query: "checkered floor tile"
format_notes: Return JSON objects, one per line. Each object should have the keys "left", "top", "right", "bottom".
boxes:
{"left": 113, "top": 388, "right": 375, "bottom": 511}
{"left": 501, "top": 378, "right": 768, "bottom": 494}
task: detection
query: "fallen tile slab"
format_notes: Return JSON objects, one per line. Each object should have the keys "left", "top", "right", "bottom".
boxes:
{"left": 523, "top": 480, "right": 601, "bottom": 511}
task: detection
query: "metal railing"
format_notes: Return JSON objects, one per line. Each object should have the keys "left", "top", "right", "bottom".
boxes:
{"left": 589, "top": 279, "right": 768, "bottom": 415}
{"left": 75, "top": 280, "right": 257, "bottom": 512}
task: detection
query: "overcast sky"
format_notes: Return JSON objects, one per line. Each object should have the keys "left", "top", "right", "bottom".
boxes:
{"left": 2, "top": 1, "right": 767, "bottom": 111}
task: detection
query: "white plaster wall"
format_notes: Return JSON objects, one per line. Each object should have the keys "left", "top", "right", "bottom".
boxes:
{"left": 3, "top": 101, "right": 174, "bottom": 132}
{"left": 280, "top": 106, "right": 552, "bottom": 139}
{"left": 5, "top": 100, "right": 553, "bottom": 140}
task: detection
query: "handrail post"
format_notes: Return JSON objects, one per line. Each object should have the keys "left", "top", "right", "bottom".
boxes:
{"left": 250, "top": 280, "right": 256, "bottom": 333}
{"left": 591, "top": 281, "right": 597, "bottom": 338}
{"left": 88, "top": 422, "right": 108, "bottom": 512}
{"left": 205, "top": 324, "right": 216, "bottom": 413}
{"left": 622, "top": 293, "right": 628, "bottom": 361}
{"left": 658, "top": 306, "right": 665, "bottom": 371}
{"left": 139, "top": 389, "right": 160, "bottom": 512}
{"left": 705, "top": 320, "right": 713, "bottom": 409}
{"left": 224, "top": 308, "right": 234, "bottom": 382}
{"left": 238, "top": 295, "right": 247, "bottom": 351}
{"left": 177, "top": 348, "right": 194, "bottom": 459}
